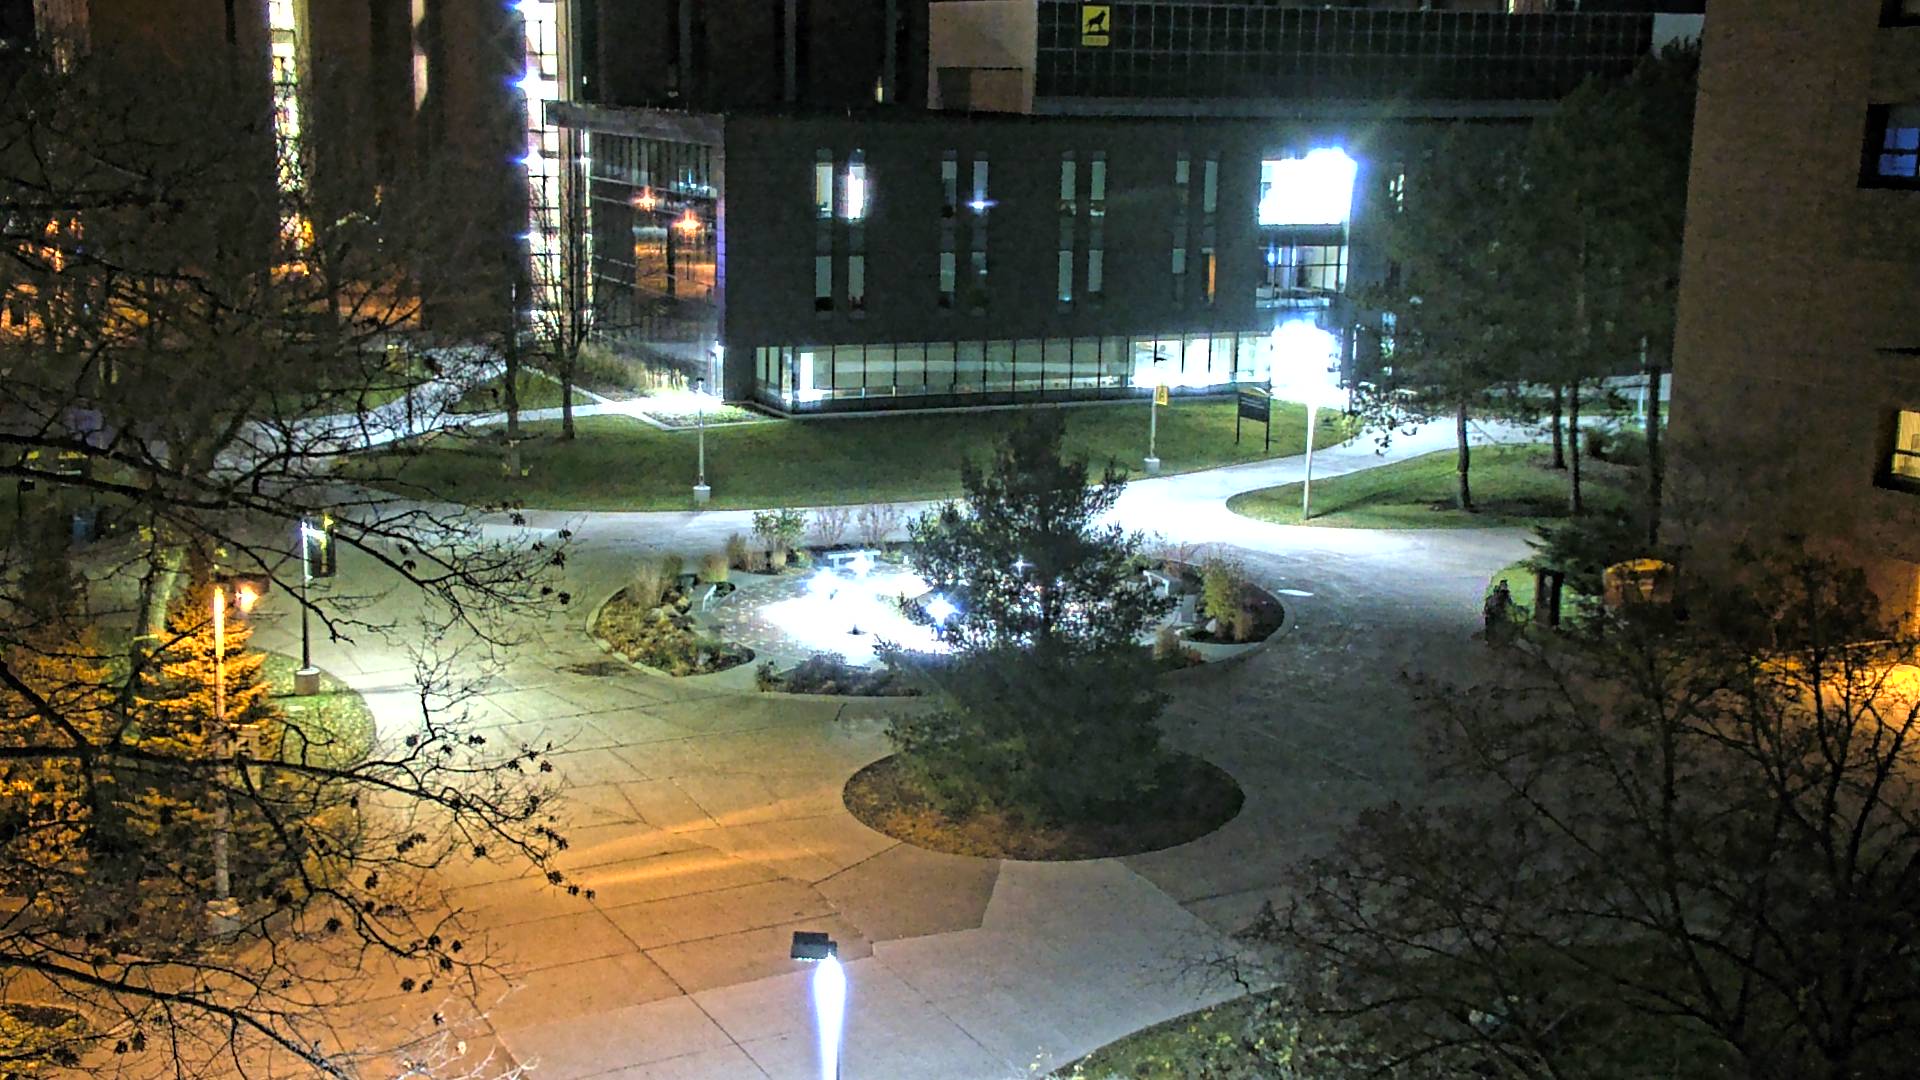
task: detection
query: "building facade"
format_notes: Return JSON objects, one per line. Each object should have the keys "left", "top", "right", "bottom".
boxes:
{"left": 555, "top": 1, "right": 1700, "bottom": 412}
{"left": 1668, "top": 0, "right": 1920, "bottom": 614}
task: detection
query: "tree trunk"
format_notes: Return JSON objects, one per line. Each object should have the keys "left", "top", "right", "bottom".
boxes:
{"left": 1568, "top": 380, "right": 1584, "bottom": 517}
{"left": 1549, "top": 385, "right": 1566, "bottom": 469}
{"left": 1645, "top": 351, "right": 1664, "bottom": 548}
{"left": 560, "top": 351, "right": 576, "bottom": 441}
{"left": 1455, "top": 397, "right": 1473, "bottom": 513}
{"left": 504, "top": 324, "right": 523, "bottom": 480}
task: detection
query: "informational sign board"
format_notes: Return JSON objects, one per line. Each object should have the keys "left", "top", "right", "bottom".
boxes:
{"left": 1236, "top": 387, "right": 1272, "bottom": 451}
{"left": 1154, "top": 384, "right": 1170, "bottom": 407}
{"left": 1081, "top": 4, "right": 1111, "bottom": 47}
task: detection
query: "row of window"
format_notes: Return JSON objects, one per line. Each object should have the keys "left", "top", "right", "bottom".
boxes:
{"left": 753, "top": 330, "right": 1311, "bottom": 406}
{"left": 1866, "top": 104, "right": 1920, "bottom": 187}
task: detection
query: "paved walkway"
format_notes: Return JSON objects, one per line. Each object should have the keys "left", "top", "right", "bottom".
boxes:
{"left": 229, "top": 418, "right": 1537, "bottom": 1080}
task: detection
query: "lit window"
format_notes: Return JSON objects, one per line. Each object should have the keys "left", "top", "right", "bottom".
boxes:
{"left": 1087, "top": 248, "right": 1104, "bottom": 297}
{"left": 1259, "top": 149, "right": 1358, "bottom": 226}
{"left": 971, "top": 158, "right": 990, "bottom": 213}
{"left": 1059, "top": 152, "right": 1077, "bottom": 215}
{"left": 1089, "top": 153, "right": 1107, "bottom": 217}
{"left": 1867, "top": 104, "right": 1920, "bottom": 186}
{"left": 941, "top": 152, "right": 958, "bottom": 218}
{"left": 969, "top": 250, "right": 988, "bottom": 311}
{"left": 1174, "top": 154, "right": 1189, "bottom": 190}
{"left": 815, "top": 151, "right": 833, "bottom": 219}
{"left": 1202, "top": 156, "right": 1218, "bottom": 215}
{"left": 815, "top": 255, "right": 832, "bottom": 312}
{"left": 1202, "top": 247, "right": 1216, "bottom": 303}
{"left": 1171, "top": 245, "right": 1186, "bottom": 302}
{"left": 844, "top": 150, "right": 868, "bottom": 220}
{"left": 1890, "top": 410, "right": 1920, "bottom": 483}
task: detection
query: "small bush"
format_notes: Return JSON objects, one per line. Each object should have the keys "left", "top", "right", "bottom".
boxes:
{"left": 763, "top": 652, "right": 917, "bottom": 696}
{"left": 812, "top": 506, "right": 854, "bottom": 549}
{"left": 1153, "top": 625, "right": 1182, "bottom": 661}
{"left": 1200, "top": 556, "right": 1256, "bottom": 643}
{"left": 629, "top": 560, "right": 671, "bottom": 610}
{"left": 1581, "top": 424, "right": 1611, "bottom": 461}
{"left": 768, "top": 547, "right": 789, "bottom": 572}
{"left": 856, "top": 504, "right": 907, "bottom": 548}
{"left": 725, "top": 533, "right": 751, "bottom": 571}
{"left": 700, "top": 551, "right": 730, "bottom": 583}
{"left": 752, "top": 508, "right": 807, "bottom": 555}
{"left": 659, "top": 553, "right": 685, "bottom": 586}
{"left": 1604, "top": 427, "right": 1648, "bottom": 467}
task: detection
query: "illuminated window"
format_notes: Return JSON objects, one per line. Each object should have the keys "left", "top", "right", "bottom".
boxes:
{"left": 1259, "top": 149, "right": 1359, "bottom": 226}
{"left": 1202, "top": 247, "right": 1216, "bottom": 304}
{"left": 971, "top": 158, "right": 990, "bottom": 213}
{"left": 1174, "top": 153, "right": 1189, "bottom": 192}
{"left": 844, "top": 150, "right": 867, "bottom": 220}
{"left": 1089, "top": 152, "right": 1107, "bottom": 217}
{"left": 815, "top": 151, "right": 834, "bottom": 218}
{"left": 1171, "top": 245, "right": 1186, "bottom": 302}
{"left": 1058, "top": 250, "right": 1073, "bottom": 306}
{"left": 815, "top": 255, "right": 832, "bottom": 312}
{"left": 1202, "top": 156, "right": 1218, "bottom": 215}
{"left": 969, "top": 250, "right": 988, "bottom": 312}
{"left": 411, "top": 0, "right": 430, "bottom": 111}
{"left": 1258, "top": 243, "right": 1348, "bottom": 304}
{"left": 1087, "top": 248, "right": 1104, "bottom": 298}
{"left": 1890, "top": 411, "right": 1920, "bottom": 483}
{"left": 1059, "top": 152, "right": 1077, "bottom": 215}
{"left": 1865, "top": 104, "right": 1920, "bottom": 187}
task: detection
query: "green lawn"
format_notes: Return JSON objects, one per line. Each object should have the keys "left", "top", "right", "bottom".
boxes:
{"left": 450, "top": 369, "right": 593, "bottom": 414}
{"left": 346, "top": 398, "right": 1348, "bottom": 511}
{"left": 1227, "top": 443, "right": 1634, "bottom": 529}
{"left": 261, "top": 653, "right": 376, "bottom": 769}
{"left": 1054, "top": 994, "right": 1272, "bottom": 1078}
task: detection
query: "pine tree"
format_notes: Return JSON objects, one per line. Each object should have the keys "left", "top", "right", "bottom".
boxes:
{"left": 137, "top": 578, "right": 277, "bottom": 755}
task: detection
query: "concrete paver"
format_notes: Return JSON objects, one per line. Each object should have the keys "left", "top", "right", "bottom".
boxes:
{"left": 225, "top": 417, "right": 1538, "bottom": 1078}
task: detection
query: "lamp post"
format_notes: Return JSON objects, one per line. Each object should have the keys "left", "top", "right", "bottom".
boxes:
{"left": 1301, "top": 390, "right": 1320, "bottom": 522}
{"left": 692, "top": 377, "right": 712, "bottom": 504}
{"left": 294, "top": 519, "right": 321, "bottom": 695}
{"left": 791, "top": 931, "right": 846, "bottom": 1080}
{"left": 1145, "top": 355, "right": 1166, "bottom": 474}
{"left": 207, "top": 578, "right": 262, "bottom": 940}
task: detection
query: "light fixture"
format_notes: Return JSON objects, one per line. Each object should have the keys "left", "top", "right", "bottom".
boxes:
{"left": 675, "top": 209, "right": 703, "bottom": 235}
{"left": 634, "top": 187, "right": 658, "bottom": 213}
{"left": 924, "top": 595, "right": 958, "bottom": 624}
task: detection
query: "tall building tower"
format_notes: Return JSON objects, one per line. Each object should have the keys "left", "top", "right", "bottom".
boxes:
{"left": 1668, "top": 0, "right": 1920, "bottom": 612}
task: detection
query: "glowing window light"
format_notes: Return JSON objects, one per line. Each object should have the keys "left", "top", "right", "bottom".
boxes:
{"left": 844, "top": 167, "right": 867, "bottom": 220}
{"left": 516, "top": 64, "right": 558, "bottom": 101}
{"left": 1258, "top": 149, "right": 1359, "bottom": 227}
{"left": 675, "top": 209, "right": 703, "bottom": 235}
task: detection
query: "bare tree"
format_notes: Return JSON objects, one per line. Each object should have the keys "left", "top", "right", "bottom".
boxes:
{"left": 1252, "top": 553, "right": 1920, "bottom": 1080}
{"left": 0, "top": 46, "right": 588, "bottom": 1076}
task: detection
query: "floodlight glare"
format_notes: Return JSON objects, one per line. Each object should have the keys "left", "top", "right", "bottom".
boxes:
{"left": 925, "top": 595, "right": 959, "bottom": 624}
{"left": 848, "top": 551, "right": 875, "bottom": 578}
{"left": 808, "top": 570, "right": 838, "bottom": 597}
{"left": 1258, "top": 148, "right": 1358, "bottom": 226}
{"left": 813, "top": 954, "right": 847, "bottom": 1080}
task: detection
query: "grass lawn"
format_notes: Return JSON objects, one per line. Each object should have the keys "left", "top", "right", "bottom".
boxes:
{"left": 1226, "top": 443, "right": 1635, "bottom": 529}
{"left": 347, "top": 398, "right": 1348, "bottom": 511}
{"left": 449, "top": 369, "right": 593, "bottom": 414}
{"left": 1054, "top": 994, "right": 1270, "bottom": 1078}
{"left": 261, "top": 653, "right": 376, "bottom": 768}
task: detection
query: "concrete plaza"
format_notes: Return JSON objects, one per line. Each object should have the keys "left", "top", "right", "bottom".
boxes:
{"left": 239, "top": 419, "right": 1531, "bottom": 1079}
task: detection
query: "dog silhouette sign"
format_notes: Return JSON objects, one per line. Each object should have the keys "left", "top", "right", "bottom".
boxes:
{"left": 1081, "top": 4, "right": 1111, "bottom": 46}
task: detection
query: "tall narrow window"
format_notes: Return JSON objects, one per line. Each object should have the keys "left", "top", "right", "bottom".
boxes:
{"left": 843, "top": 149, "right": 868, "bottom": 220}
{"left": 1889, "top": 409, "right": 1920, "bottom": 485}
{"left": 814, "top": 151, "right": 833, "bottom": 218}
{"left": 814, "top": 254, "right": 832, "bottom": 312}
{"left": 848, "top": 254, "right": 866, "bottom": 312}
{"left": 1087, "top": 248, "right": 1104, "bottom": 298}
{"left": 971, "top": 158, "right": 990, "bottom": 212}
{"left": 941, "top": 152, "right": 957, "bottom": 217}
{"left": 969, "top": 250, "right": 988, "bottom": 312}
{"left": 1058, "top": 152, "right": 1077, "bottom": 214}
{"left": 939, "top": 251, "right": 956, "bottom": 308}
{"left": 1171, "top": 245, "right": 1187, "bottom": 302}
{"left": 1089, "top": 153, "right": 1107, "bottom": 217}
{"left": 1174, "top": 153, "right": 1190, "bottom": 194}
{"left": 1057, "top": 249, "right": 1073, "bottom": 305}
{"left": 1202, "top": 247, "right": 1216, "bottom": 303}
{"left": 1202, "top": 156, "right": 1218, "bottom": 214}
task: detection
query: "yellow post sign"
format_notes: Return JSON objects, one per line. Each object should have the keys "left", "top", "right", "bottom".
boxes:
{"left": 1154, "top": 384, "right": 1170, "bottom": 407}
{"left": 1081, "top": 4, "right": 1111, "bottom": 47}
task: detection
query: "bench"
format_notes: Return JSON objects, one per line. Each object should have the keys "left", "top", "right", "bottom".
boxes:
{"left": 822, "top": 548, "right": 881, "bottom": 573}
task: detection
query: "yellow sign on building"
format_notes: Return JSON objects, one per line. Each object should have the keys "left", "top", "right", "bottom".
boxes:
{"left": 1081, "top": 4, "right": 1111, "bottom": 47}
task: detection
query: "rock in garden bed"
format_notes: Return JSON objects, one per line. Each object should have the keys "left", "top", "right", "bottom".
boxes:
{"left": 755, "top": 652, "right": 920, "bottom": 696}
{"left": 594, "top": 583, "right": 753, "bottom": 677}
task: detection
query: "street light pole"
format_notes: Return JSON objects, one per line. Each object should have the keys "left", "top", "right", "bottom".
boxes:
{"left": 1302, "top": 398, "right": 1319, "bottom": 521}
{"left": 1145, "top": 357, "right": 1165, "bottom": 474}
{"left": 295, "top": 520, "right": 320, "bottom": 695}
{"left": 692, "top": 377, "right": 712, "bottom": 504}
{"left": 207, "top": 588, "right": 240, "bottom": 940}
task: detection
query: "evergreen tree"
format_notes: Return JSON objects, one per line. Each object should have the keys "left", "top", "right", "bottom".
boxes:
{"left": 1352, "top": 124, "right": 1527, "bottom": 513}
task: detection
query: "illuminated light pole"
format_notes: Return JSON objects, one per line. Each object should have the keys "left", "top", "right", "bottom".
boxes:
{"left": 207, "top": 578, "right": 263, "bottom": 941}
{"left": 790, "top": 931, "right": 845, "bottom": 1080}
{"left": 1145, "top": 355, "right": 1166, "bottom": 474}
{"left": 294, "top": 519, "right": 321, "bottom": 695}
{"left": 1272, "top": 320, "right": 1339, "bottom": 522}
{"left": 693, "top": 377, "right": 712, "bottom": 504}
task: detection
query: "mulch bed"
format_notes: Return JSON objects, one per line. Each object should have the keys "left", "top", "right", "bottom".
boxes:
{"left": 843, "top": 753, "right": 1243, "bottom": 861}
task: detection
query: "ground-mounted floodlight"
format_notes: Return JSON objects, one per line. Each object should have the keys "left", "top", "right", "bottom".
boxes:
{"left": 924, "top": 594, "right": 959, "bottom": 626}
{"left": 790, "top": 931, "right": 845, "bottom": 1080}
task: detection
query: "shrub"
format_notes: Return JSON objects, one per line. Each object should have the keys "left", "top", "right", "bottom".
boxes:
{"left": 811, "top": 506, "right": 854, "bottom": 549}
{"left": 628, "top": 560, "right": 671, "bottom": 610}
{"left": 1153, "top": 624, "right": 1182, "bottom": 661}
{"left": 1581, "top": 424, "right": 1611, "bottom": 461}
{"left": 700, "top": 551, "right": 730, "bottom": 583}
{"left": 752, "top": 508, "right": 807, "bottom": 556}
{"left": 659, "top": 553, "right": 685, "bottom": 586}
{"left": 856, "top": 504, "right": 907, "bottom": 548}
{"left": 1603, "top": 427, "right": 1649, "bottom": 468}
{"left": 1530, "top": 508, "right": 1648, "bottom": 601}
{"left": 1200, "top": 556, "right": 1256, "bottom": 643}
{"left": 725, "top": 532, "right": 751, "bottom": 572}
{"left": 767, "top": 547, "right": 789, "bottom": 572}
